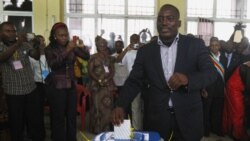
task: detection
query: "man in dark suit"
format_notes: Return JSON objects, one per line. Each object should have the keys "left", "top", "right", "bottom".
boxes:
{"left": 202, "top": 37, "right": 225, "bottom": 137}
{"left": 220, "top": 40, "right": 243, "bottom": 82}
{"left": 112, "top": 4, "right": 217, "bottom": 141}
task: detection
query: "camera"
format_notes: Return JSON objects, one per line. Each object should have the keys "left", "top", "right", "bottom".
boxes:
{"left": 133, "top": 43, "right": 139, "bottom": 49}
{"left": 26, "top": 33, "right": 35, "bottom": 41}
{"left": 72, "top": 35, "right": 79, "bottom": 45}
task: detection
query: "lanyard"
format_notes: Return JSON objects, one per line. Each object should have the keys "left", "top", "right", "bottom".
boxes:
{"left": 39, "top": 58, "right": 50, "bottom": 82}
{"left": 13, "top": 51, "right": 19, "bottom": 60}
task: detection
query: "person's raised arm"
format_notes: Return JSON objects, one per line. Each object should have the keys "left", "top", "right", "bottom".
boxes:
{"left": 45, "top": 41, "right": 75, "bottom": 70}
{"left": 73, "top": 38, "right": 90, "bottom": 60}
{"left": 0, "top": 42, "right": 19, "bottom": 62}
{"left": 87, "top": 56, "right": 99, "bottom": 82}
{"left": 115, "top": 44, "right": 132, "bottom": 62}
{"left": 0, "top": 33, "right": 25, "bottom": 62}
{"left": 28, "top": 36, "right": 40, "bottom": 60}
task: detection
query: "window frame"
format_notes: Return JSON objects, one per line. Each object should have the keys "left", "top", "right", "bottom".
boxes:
{"left": 186, "top": 0, "right": 250, "bottom": 41}
{"left": 64, "top": 0, "right": 157, "bottom": 53}
{"left": 0, "top": 0, "right": 34, "bottom": 32}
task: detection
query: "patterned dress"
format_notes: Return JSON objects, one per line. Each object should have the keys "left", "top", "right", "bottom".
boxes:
{"left": 88, "top": 53, "right": 116, "bottom": 134}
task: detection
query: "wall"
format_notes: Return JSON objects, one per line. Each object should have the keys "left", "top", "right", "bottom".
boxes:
{"left": 157, "top": 0, "right": 186, "bottom": 34}
{"left": 33, "top": 0, "right": 63, "bottom": 42}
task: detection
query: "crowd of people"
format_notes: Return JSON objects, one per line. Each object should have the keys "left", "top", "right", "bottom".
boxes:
{"left": 202, "top": 35, "right": 250, "bottom": 141}
{"left": 1, "top": 3, "right": 250, "bottom": 141}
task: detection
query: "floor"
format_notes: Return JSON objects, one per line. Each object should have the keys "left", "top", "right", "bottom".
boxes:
{"left": 201, "top": 134, "right": 233, "bottom": 141}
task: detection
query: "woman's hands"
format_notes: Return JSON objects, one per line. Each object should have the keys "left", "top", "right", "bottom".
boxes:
{"left": 66, "top": 37, "right": 85, "bottom": 52}
{"left": 98, "top": 79, "right": 109, "bottom": 87}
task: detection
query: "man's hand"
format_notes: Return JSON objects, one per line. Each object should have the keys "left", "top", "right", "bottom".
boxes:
{"left": 201, "top": 89, "right": 208, "bottom": 98}
{"left": 168, "top": 72, "right": 188, "bottom": 90}
{"left": 111, "top": 107, "right": 125, "bottom": 126}
{"left": 16, "top": 33, "right": 27, "bottom": 46}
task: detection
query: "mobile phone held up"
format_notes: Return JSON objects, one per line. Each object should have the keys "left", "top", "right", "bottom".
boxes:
{"left": 72, "top": 35, "right": 79, "bottom": 45}
{"left": 134, "top": 43, "right": 139, "bottom": 49}
{"left": 26, "top": 33, "right": 35, "bottom": 42}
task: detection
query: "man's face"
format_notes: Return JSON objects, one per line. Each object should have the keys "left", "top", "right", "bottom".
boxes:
{"left": 115, "top": 42, "right": 124, "bottom": 53}
{"left": 225, "top": 41, "right": 234, "bottom": 53}
{"left": 209, "top": 40, "right": 221, "bottom": 55}
{"left": 130, "top": 35, "right": 139, "bottom": 44}
{"left": 1, "top": 24, "right": 17, "bottom": 43}
{"left": 157, "top": 7, "right": 181, "bottom": 41}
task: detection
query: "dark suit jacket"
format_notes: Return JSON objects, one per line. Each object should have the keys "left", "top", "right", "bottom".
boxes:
{"left": 220, "top": 52, "right": 242, "bottom": 82}
{"left": 116, "top": 34, "right": 217, "bottom": 141}
{"left": 206, "top": 53, "right": 225, "bottom": 98}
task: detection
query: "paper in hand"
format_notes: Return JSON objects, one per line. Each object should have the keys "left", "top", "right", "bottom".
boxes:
{"left": 234, "top": 30, "right": 243, "bottom": 43}
{"left": 114, "top": 119, "right": 131, "bottom": 139}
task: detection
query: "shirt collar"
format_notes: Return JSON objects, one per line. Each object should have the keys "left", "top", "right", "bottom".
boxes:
{"left": 157, "top": 33, "right": 179, "bottom": 47}
{"left": 211, "top": 52, "right": 221, "bottom": 61}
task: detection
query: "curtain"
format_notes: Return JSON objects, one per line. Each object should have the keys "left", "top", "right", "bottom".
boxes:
{"left": 198, "top": 18, "right": 214, "bottom": 46}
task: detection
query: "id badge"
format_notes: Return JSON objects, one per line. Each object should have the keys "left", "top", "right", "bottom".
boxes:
{"left": 42, "top": 70, "right": 49, "bottom": 79}
{"left": 103, "top": 65, "right": 109, "bottom": 73}
{"left": 12, "top": 60, "right": 23, "bottom": 70}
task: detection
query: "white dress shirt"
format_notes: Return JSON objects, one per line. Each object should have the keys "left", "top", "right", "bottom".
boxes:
{"left": 158, "top": 34, "right": 179, "bottom": 107}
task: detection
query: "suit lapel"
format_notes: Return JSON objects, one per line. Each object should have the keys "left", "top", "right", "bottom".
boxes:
{"left": 229, "top": 53, "right": 238, "bottom": 68}
{"left": 151, "top": 40, "right": 167, "bottom": 85}
{"left": 220, "top": 53, "right": 227, "bottom": 69}
{"left": 151, "top": 35, "right": 187, "bottom": 84}
{"left": 174, "top": 35, "right": 187, "bottom": 72}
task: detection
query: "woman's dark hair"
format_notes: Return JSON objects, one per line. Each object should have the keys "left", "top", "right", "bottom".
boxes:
{"left": 36, "top": 34, "right": 44, "bottom": 39}
{"left": 48, "top": 22, "right": 67, "bottom": 47}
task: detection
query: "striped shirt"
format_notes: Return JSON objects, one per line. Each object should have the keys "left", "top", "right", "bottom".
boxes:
{"left": 0, "top": 42, "right": 36, "bottom": 95}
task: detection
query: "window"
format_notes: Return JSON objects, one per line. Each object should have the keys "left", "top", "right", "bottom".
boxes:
{"left": 98, "top": 0, "right": 124, "bottom": 15}
{"left": 187, "top": 21, "right": 198, "bottom": 35}
{"left": 128, "top": 0, "right": 155, "bottom": 15}
{"left": 214, "top": 22, "right": 235, "bottom": 40}
{"left": 1, "top": 0, "right": 33, "bottom": 33}
{"left": 127, "top": 19, "right": 154, "bottom": 43}
{"left": 187, "top": 0, "right": 250, "bottom": 43}
{"left": 245, "top": 23, "right": 250, "bottom": 38}
{"left": 247, "top": 0, "right": 250, "bottom": 18}
{"left": 216, "top": 0, "right": 239, "bottom": 18}
{"left": 187, "top": 0, "right": 213, "bottom": 17}
{"left": 66, "top": 0, "right": 95, "bottom": 14}
{"left": 65, "top": 0, "right": 156, "bottom": 54}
